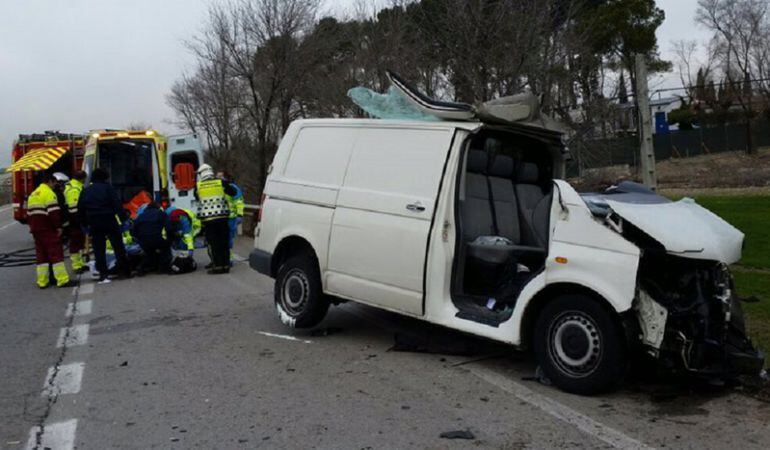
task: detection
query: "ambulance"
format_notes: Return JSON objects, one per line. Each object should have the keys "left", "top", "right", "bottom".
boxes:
{"left": 8, "top": 129, "right": 204, "bottom": 222}
{"left": 81, "top": 129, "right": 204, "bottom": 214}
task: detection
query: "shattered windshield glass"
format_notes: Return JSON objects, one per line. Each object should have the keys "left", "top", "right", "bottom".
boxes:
{"left": 347, "top": 86, "right": 440, "bottom": 121}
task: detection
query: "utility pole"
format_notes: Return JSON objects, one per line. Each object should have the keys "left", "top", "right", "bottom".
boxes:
{"left": 634, "top": 53, "right": 657, "bottom": 190}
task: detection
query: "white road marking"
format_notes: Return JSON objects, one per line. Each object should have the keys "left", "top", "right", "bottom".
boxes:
{"left": 469, "top": 367, "right": 653, "bottom": 450}
{"left": 25, "top": 419, "right": 77, "bottom": 450}
{"left": 78, "top": 283, "right": 94, "bottom": 296}
{"left": 233, "top": 253, "right": 247, "bottom": 262}
{"left": 257, "top": 331, "right": 312, "bottom": 344}
{"left": 0, "top": 221, "right": 18, "bottom": 232}
{"left": 41, "top": 362, "right": 84, "bottom": 396}
{"left": 65, "top": 300, "right": 92, "bottom": 317}
{"left": 56, "top": 324, "right": 89, "bottom": 348}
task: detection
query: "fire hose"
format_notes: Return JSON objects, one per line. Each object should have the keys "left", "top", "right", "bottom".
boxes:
{"left": 0, "top": 247, "right": 38, "bottom": 268}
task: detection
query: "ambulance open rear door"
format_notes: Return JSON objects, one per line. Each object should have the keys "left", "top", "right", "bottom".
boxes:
{"left": 167, "top": 133, "right": 203, "bottom": 212}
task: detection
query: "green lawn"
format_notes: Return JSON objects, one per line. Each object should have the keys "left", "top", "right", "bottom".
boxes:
{"left": 694, "top": 195, "right": 770, "bottom": 357}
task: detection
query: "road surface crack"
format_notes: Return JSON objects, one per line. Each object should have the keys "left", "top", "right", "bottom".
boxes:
{"left": 31, "top": 275, "right": 81, "bottom": 450}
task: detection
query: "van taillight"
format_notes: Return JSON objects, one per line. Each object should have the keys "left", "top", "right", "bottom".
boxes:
{"left": 257, "top": 193, "right": 267, "bottom": 223}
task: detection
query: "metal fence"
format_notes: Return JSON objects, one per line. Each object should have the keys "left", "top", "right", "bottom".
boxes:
{"left": 567, "top": 121, "right": 770, "bottom": 177}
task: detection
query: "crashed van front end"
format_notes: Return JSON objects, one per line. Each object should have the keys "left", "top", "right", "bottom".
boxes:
{"left": 583, "top": 183, "right": 765, "bottom": 380}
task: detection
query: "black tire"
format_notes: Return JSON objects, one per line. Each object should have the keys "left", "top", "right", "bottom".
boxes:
{"left": 533, "top": 294, "right": 627, "bottom": 395}
{"left": 274, "top": 253, "right": 329, "bottom": 329}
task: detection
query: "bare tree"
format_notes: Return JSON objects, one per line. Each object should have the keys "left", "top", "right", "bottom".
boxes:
{"left": 697, "top": 0, "right": 770, "bottom": 153}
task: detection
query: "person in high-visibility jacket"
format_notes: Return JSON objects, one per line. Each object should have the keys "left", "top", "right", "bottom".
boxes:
{"left": 195, "top": 164, "right": 236, "bottom": 274}
{"left": 27, "top": 173, "right": 72, "bottom": 288}
{"left": 64, "top": 171, "right": 87, "bottom": 272}
{"left": 165, "top": 205, "right": 196, "bottom": 252}
{"left": 218, "top": 171, "right": 244, "bottom": 265}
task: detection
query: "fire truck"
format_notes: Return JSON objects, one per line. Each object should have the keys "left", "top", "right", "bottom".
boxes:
{"left": 7, "top": 132, "right": 85, "bottom": 223}
{"left": 8, "top": 129, "right": 203, "bottom": 222}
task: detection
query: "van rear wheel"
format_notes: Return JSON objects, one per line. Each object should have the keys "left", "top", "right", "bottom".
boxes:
{"left": 533, "top": 294, "right": 626, "bottom": 395}
{"left": 274, "top": 254, "right": 329, "bottom": 328}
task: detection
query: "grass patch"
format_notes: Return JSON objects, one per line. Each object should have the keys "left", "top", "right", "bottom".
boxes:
{"left": 693, "top": 195, "right": 770, "bottom": 269}
{"left": 687, "top": 194, "right": 770, "bottom": 363}
{"left": 733, "top": 271, "right": 770, "bottom": 357}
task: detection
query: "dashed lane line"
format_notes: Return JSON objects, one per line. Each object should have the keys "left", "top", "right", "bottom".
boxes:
{"left": 65, "top": 300, "right": 92, "bottom": 317}
{"left": 25, "top": 419, "right": 77, "bottom": 450}
{"left": 257, "top": 331, "right": 312, "bottom": 344}
{"left": 41, "top": 362, "right": 84, "bottom": 397}
{"left": 469, "top": 367, "right": 653, "bottom": 450}
{"left": 78, "top": 282, "right": 94, "bottom": 296}
{"left": 56, "top": 324, "right": 89, "bottom": 348}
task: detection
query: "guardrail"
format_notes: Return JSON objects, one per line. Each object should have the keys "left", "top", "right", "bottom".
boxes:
{"left": 240, "top": 204, "right": 261, "bottom": 236}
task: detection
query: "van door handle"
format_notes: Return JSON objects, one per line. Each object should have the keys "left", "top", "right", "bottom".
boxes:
{"left": 406, "top": 202, "right": 425, "bottom": 212}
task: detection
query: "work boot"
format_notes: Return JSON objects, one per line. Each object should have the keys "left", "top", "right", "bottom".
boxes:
{"left": 57, "top": 281, "right": 77, "bottom": 288}
{"left": 207, "top": 266, "right": 229, "bottom": 275}
{"left": 204, "top": 262, "right": 214, "bottom": 270}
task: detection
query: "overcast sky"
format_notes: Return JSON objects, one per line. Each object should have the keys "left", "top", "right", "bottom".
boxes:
{"left": 0, "top": 0, "right": 708, "bottom": 167}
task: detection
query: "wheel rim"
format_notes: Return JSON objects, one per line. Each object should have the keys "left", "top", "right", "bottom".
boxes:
{"left": 281, "top": 269, "right": 309, "bottom": 316}
{"left": 547, "top": 311, "right": 602, "bottom": 378}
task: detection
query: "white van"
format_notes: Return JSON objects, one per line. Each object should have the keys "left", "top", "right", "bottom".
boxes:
{"left": 249, "top": 116, "right": 763, "bottom": 394}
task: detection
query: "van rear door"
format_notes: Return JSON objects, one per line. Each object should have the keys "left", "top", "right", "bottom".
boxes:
{"left": 326, "top": 126, "right": 455, "bottom": 316}
{"left": 167, "top": 134, "right": 203, "bottom": 212}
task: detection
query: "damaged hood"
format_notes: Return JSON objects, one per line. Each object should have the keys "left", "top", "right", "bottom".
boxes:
{"left": 605, "top": 198, "right": 744, "bottom": 264}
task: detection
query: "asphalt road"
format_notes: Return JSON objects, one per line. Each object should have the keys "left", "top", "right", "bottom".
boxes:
{"left": 1, "top": 204, "right": 769, "bottom": 449}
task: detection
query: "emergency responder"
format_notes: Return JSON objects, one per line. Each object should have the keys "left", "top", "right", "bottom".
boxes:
{"left": 217, "top": 171, "right": 244, "bottom": 266}
{"left": 195, "top": 164, "right": 236, "bottom": 274}
{"left": 52, "top": 172, "right": 70, "bottom": 231}
{"left": 78, "top": 168, "right": 130, "bottom": 283}
{"left": 131, "top": 201, "right": 172, "bottom": 275}
{"left": 166, "top": 205, "right": 198, "bottom": 274}
{"left": 64, "top": 171, "right": 87, "bottom": 273}
{"left": 27, "top": 173, "right": 72, "bottom": 288}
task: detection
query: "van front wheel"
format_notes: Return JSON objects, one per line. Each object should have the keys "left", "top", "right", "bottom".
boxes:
{"left": 274, "top": 254, "right": 329, "bottom": 328}
{"left": 533, "top": 294, "right": 626, "bottom": 395}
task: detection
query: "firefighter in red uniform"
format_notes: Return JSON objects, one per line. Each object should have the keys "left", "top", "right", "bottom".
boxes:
{"left": 27, "top": 173, "right": 72, "bottom": 288}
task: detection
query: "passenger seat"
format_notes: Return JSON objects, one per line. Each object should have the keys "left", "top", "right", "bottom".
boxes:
{"left": 515, "top": 162, "right": 551, "bottom": 248}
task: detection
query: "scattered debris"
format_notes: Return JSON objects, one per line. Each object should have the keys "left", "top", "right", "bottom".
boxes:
{"left": 480, "top": 396, "right": 489, "bottom": 402}
{"left": 522, "top": 366, "right": 552, "bottom": 386}
{"left": 119, "top": 361, "right": 128, "bottom": 367}
{"left": 310, "top": 327, "right": 343, "bottom": 337}
{"left": 439, "top": 430, "right": 475, "bottom": 440}
{"left": 390, "top": 332, "right": 481, "bottom": 356}
{"left": 401, "top": 405, "right": 411, "bottom": 410}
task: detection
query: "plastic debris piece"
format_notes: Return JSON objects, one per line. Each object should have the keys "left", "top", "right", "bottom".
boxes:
{"left": 439, "top": 430, "right": 475, "bottom": 440}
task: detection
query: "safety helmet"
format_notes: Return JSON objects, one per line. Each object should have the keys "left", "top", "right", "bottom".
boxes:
{"left": 197, "top": 163, "right": 214, "bottom": 180}
{"left": 53, "top": 172, "right": 70, "bottom": 182}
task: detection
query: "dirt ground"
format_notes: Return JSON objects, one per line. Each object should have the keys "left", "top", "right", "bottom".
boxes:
{"left": 570, "top": 147, "right": 770, "bottom": 193}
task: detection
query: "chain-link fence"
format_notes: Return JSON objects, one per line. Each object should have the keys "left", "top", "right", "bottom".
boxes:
{"left": 567, "top": 121, "right": 770, "bottom": 177}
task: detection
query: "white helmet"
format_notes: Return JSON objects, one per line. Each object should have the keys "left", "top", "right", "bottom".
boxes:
{"left": 197, "top": 163, "right": 214, "bottom": 180}
{"left": 53, "top": 172, "right": 70, "bottom": 182}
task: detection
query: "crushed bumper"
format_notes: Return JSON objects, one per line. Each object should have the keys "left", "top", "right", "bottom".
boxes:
{"left": 249, "top": 249, "right": 272, "bottom": 277}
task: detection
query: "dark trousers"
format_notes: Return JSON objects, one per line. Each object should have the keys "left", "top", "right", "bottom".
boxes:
{"left": 69, "top": 221, "right": 85, "bottom": 254}
{"left": 33, "top": 230, "right": 64, "bottom": 264}
{"left": 203, "top": 218, "right": 230, "bottom": 269}
{"left": 138, "top": 238, "right": 171, "bottom": 273}
{"left": 90, "top": 217, "right": 128, "bottom": 278}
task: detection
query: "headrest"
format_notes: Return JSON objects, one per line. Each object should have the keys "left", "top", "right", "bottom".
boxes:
{"left": 517, "top": 162, "right": 539, "bottom": 183}
{"left": 466, "top": 150, "right": 488, "bottom": 174}
{"left": 489, "top": 155, "right": 514, "bottom": 178}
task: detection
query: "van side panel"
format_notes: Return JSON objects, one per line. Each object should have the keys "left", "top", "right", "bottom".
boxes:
{"left": 257, "top": 124, "right": 356, "bottom": 274}
{"left": 326, "top": 127, "right": 454, "bottom": 316}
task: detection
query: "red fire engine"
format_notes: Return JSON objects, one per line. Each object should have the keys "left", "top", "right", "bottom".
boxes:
{"left": 7, "top": 132, "right": 85, "bottom": 223}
